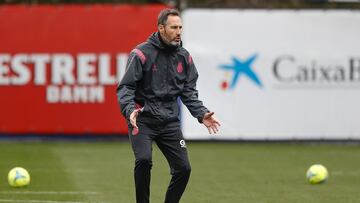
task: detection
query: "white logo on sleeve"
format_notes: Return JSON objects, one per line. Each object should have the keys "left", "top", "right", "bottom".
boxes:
{"left": 180, "top": 140, "right": 186, "bottom": 148}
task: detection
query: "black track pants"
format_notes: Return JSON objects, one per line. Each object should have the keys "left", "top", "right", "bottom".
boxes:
{"left": 128, "top": 121, "right": 191, "bottom": 203}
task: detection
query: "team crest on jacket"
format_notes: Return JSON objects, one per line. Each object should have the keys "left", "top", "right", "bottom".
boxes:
{"left": 177, "top": 62, "right": 183, "bottom": 73}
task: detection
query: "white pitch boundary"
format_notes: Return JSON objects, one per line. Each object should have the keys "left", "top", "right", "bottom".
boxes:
{"left": 329, "top": 171, "right": 360, "bottom": 176}
{"left": 27, "top": 169, "right": 97, "bottom": 174}
{"left": 0, "top": 200, "right": 88, "bottom": 203}
{"left": 0, "top": 191, "right": 99, "bottom": 195}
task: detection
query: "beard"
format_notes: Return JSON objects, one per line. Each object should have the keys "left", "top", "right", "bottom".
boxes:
{"left": 163, "top": 30, "right": 180, "bottom": 46}
{"left": 163, "top": 36, "right": 180, "bottom": 46}
{"left": 170, "top": 40, "right": 180, "bottom": 46}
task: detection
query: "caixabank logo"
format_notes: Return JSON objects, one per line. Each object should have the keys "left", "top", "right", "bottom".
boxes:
{"left": 219, "top": 54, "right": 360, "bottom": 90}
{"left": 219, "top": 54, "right": 263, "bottom": 90}
{"left": 273, "top": 56, "right": 360, "bottom": 88}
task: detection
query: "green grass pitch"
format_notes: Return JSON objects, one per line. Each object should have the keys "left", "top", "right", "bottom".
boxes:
{"left": 0, "top": 141, "right": 360, "bottom": 203}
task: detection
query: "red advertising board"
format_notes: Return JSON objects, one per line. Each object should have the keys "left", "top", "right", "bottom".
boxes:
{"left": 0, "top": 4, "right": 167, "bottom": 134}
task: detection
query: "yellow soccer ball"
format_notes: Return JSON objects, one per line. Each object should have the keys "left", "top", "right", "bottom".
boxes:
{"left": 306, "top": 164, "right": 328, "bottom": 184}
{"left": 8, "top": 167, "right": 31, "bottom": 187}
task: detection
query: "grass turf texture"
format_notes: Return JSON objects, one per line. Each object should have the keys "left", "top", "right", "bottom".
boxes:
{"left": 0, "top": 141, "right": 360, "bottom": 203}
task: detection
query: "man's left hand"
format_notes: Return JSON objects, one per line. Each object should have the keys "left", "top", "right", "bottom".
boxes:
{"left": 202, "top": 112, "right": 221, "bottom": 134}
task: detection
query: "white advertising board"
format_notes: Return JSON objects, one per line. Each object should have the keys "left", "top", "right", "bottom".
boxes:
{"left": 182, "top": 9, "right": 360, "bottom": 140}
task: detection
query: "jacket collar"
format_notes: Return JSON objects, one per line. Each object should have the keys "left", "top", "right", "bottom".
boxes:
{"left": 148, "top": 32, "right": 181, "bottom": 52}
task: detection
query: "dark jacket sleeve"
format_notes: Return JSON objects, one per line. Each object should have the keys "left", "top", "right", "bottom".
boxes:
{"left": 180, "top": 56, "right": 209, "bottom": 123}
{"left": 116, "top": 51, "right": 143, "bottom": 120}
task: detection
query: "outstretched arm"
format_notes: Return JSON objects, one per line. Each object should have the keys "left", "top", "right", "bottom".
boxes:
{"left": 180, "top": 54, "right": 221, "bottom": 134}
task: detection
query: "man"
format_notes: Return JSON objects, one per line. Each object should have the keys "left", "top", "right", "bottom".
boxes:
{"left": 117, "top": 8, "right": 220, "bottom": 203}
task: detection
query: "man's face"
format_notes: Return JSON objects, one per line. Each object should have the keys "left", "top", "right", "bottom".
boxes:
{"left": 159, "top": 15, "right": 182, "bottom": 46}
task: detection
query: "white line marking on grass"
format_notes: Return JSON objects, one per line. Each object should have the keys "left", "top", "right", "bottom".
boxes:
{"left": 0, "top": 191, "right": 100, "bottom": 195}
{"left": 30, "top": 169, "right": 97, "bottom": 174}
{"left": 0, "top": 199, "right": 88, "bottom": 203}
{"left": 331, "top": 171, "right": 360, "bottom": 176}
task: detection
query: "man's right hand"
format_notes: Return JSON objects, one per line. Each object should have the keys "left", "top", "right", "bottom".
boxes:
{"left": 130, "top": 108, "right": 142, "bottom": 130}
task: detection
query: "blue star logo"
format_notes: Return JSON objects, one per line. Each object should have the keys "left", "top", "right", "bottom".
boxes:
{"left": 219, "top": 54, "right": 262, "bottom": 89}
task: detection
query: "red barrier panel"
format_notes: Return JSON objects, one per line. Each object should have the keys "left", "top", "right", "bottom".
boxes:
{"left": 0, "top": 5, "right": 167, "bottom": 134}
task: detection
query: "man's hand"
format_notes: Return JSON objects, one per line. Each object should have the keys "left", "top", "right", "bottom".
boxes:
{"left": 130, "top": 108, "right": 142, "bottom": 130}
{"left": 202, "top": 112, "right": 221, "bottom": 134}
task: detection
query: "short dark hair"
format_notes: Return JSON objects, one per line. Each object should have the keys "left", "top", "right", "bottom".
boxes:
{"left": 157, "top": 8, "right": 180, "bottom": 25}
